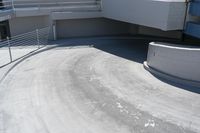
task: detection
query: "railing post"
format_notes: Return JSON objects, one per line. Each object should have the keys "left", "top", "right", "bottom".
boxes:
{"left": 36, "top": 29, "right": 40, "bottom": 48}
{"left": 7, "top": 37, "right": 12, "bottom": 62}
{"left": 11, "top": 0, "right": 15, "bottom": 10}
{"left": 53, "top": 24, "right": 57, "bottom": 41}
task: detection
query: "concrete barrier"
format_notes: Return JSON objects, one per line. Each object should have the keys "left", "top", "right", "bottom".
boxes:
{"left": 144, "top": 42, "right": 200, "bottom": 86}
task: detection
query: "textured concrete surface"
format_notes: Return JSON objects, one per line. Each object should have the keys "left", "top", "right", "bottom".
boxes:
{"left": 0, "top": 38, "right": 200, "bottom": 133}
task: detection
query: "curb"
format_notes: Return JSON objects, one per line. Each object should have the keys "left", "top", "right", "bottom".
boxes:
{"left": 143, "top": 61, "right": 200, "bottom": 88}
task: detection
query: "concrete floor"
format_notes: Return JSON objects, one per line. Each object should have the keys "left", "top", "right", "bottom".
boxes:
{"left": 0, "top": 37, "right": 200, "bottom": 133}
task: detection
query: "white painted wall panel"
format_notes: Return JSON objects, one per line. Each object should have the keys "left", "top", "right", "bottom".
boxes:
{"left": 102, "top": 0, "right": 186, "bottom": 31}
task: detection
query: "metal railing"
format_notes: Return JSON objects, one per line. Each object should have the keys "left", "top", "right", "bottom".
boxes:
{"left": 12, "top": 0, "right": 101, "bottom": 11}
{"left": 0, "top": 0, "right": 13, "bottom": 10}
{"left": 0, "top": 0, "right": 101, "bottom": 19}
{"left": 0, "top": 27, "right": 49, "bottom": 67}
{"left": 0, "top": 0, "right": 102, "bottom": 11}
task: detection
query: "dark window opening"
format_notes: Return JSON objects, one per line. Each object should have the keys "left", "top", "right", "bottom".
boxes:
{"left": 0, "top": 20, "right": 11, "bottom": 41}
{"left": 0, "top": 0, "right": 4, "bottom": 9}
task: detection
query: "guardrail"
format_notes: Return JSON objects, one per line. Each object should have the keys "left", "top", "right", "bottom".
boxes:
{"left": 0, "top": 0, "right": 13, "bottom": 10}
{"left": 12, "top": 0, "right": 101, "bottom": 10}
{"left": 0, "top": 0, "right": 101, "bottom": 21}
{"left": 0, "top": 0, "right": 101, "bottom": 10}
{"left": 0, "top": 27, "right": 49, "bottom": 67}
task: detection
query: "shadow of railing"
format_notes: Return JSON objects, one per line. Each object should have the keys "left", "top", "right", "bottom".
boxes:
{"left": 0, "top": 27, "right": 49, "bottom": 68}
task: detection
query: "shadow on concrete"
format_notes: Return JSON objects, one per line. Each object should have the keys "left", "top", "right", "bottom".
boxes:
{"left": 52, "top": 35, "right": 183, "bottom": 64}
{"left": 0, "top": 45, "right": 57, "bottom": 83}
{"left": 0, "top": 47, "right": 43, "bottom": 68}
{"left": 52, "top": 36, "right": 150, "bottom": 64}
{"left": 151, "top": 72, "right": 200, "bottom": 94}
{"left": 93, "top": 39, "right": 149, "bottom": 64}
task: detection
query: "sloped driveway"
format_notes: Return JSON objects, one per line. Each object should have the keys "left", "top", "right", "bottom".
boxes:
{"left": 0, "top": 37, "right": 199, "bottom": 133}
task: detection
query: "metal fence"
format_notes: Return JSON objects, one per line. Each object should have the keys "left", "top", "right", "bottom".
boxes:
{"left": 0, "top": 27, "right": 49, "bottom": 67}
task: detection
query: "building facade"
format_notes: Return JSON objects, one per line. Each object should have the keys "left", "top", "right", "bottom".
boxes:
{"left": 0, "top": 0, "right": 197, "bottom": 40}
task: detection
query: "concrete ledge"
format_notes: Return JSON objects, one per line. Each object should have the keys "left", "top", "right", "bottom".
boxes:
{"left": 144, "top": 42, "right": 200, "bottom": 87}
{"left": 51, "top": 11, "right": 102, "bottom": 20}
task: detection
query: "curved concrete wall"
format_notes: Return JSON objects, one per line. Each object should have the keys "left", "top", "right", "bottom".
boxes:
{"left": 146, "top": 42, "right": 200, "bottom": 82}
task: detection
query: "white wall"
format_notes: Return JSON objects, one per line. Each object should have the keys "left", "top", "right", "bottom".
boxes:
{"left": 12, "top": 0, "right": 186, "bottom": 31}
{"left": 9, "top": 16, "right": 50, "bottom": 36}
{"left": 8, "top": 0, "right": 187, "bottom": 38}
{"left": 146, "top": 42, "right": 200, "bottom": 82}
{"left": 102, "top": 0, "right": 186, "bottom": 31}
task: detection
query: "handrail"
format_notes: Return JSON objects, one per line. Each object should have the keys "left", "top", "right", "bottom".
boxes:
{"left": 14, "top": 1, "right": 97, "bottom": 5}
{"left": 0, "top": 0, "right": 13, "bottom": 10}
{"left": 13, "top": 0, "right": 100, "bottom": 10}
{"left": 13, "top": 1, "right": 99, "bottom": 7}
{"left": 0, "top": 0, "right": 101, "bottom": 16}
{"left": 0, "top": 27, "right": 50, "bottom": 66}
